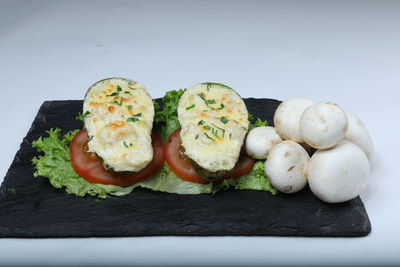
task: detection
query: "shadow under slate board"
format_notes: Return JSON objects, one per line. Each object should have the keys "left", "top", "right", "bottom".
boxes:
{"left": 0, "top": 98, "right": 371, "bottom": 237}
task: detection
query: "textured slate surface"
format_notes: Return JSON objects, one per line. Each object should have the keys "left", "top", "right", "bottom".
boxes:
{"left": 0, "top": 99, "right": 371, "bottom": 237}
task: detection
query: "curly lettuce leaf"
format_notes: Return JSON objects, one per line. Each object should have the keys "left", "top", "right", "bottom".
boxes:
{"left": 32, "top": 129, "right": 136, "bottom": 199}
{"left": 154, "top": 89, "right": 186, "bottom": 142}
{"left": 32, "top": 129, "right": 277, "bottom": 198}
{"left": 248, "top": 113, "right": 268, "bottom": 131}
{"left": 31, "top": 129, "right": 214, "bottom": 198}
{"left": 226, "top": 161, "right": 277, "bottom": 194}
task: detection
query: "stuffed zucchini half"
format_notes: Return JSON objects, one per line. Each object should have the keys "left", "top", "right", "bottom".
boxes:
{"left": 166, "top": 83, "right": 255, "bottom": 183}
{"left": 70, "top": 78, "right": 165, "bottom": 186}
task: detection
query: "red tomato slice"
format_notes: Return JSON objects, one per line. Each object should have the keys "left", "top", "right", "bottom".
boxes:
{"left": 165, "top": 128, "right": 255, "bottom": 184}
{"left": 70, "top": 129, "right": 165, "bottom": 186}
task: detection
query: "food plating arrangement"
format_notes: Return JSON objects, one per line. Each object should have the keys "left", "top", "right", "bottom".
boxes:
{"left": 0, "top": 77, "right": 374, "bottom": 237}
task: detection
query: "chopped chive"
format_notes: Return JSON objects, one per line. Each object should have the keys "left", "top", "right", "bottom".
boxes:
{"left": 123, "top": 141, "right": 129, "bottom": 148}
{"left": 106, "top": 85, "right": 123, "bottom": 97}
{"left": 229, "top": 133, "right": 232, "bottom": 138}
{"left": 186, "top": 104, "right": 195, "bottom": 110}
{"left": 124, "top": 91, "right": 132, "bottom": 95}
{"left": 106, "top": 91, "right": 119, "bottom": 97}
{"left": 133, "top": 113, "right": 142, "bottom": 117}
{"left": 220, "top": 116, "right": 229, "bottom": 124}
{"left": 127, "top": 105, "right": 132, "bottom": 111}
{"left": 211, "top": 128, "right": 220, "bottom": 138}
{"left": 204, "top": 132, "right": 215, "bottom": 141}
{"left": 215, "top": 103, "right": 225, "bottom": 110}
{"left": 242, "top": 126, "right": 248, "bottom": 131}
{"left": 197, "top": 93, "right": 224, "bottom": 110}
{"left": 203, "top": 125, "right": 211, "bottom": 130}
{"left": 126, "top": 117, "right": 139, "bottom": 122}
{"left": 210, "top": 123, "right": 225, "bottom": 132}
{"left": 195, "top": 134, "right": 199, "bottom": 140}
{"left": 114, "top": 98, "right": 123, "bottom": 106}
{"left": 211, "top": 123, "right": 225, "bottom": 138}
{"left": 198, "top": 120, "right": 205, "bottom": 125}
{"left": 128, "top": 86, "right": 136, "bottom": 90}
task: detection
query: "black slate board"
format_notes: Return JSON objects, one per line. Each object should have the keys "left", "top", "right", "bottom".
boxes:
{"left": 0, "top": 99, "right": 371, "bottom": 237}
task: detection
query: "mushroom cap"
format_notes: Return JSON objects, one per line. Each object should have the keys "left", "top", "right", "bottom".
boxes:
{"left": 274, "top": 97, "right": 315, "bottom": 142}
{"left": 344, "top": 111, "right": 374, "bottom": 160}
{"left": 308, "top": 140, "right": 370, "bottom": 203}
{"left": 246, "top": 126, "right": 283, "bottom": 160}
{"left": 300, "top": 102, "right": 348, "bottom": 149}
{"left": 264, "top": 140, "right": 310, "bottom": 193}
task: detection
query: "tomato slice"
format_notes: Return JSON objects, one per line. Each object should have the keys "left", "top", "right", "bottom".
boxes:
{"left": 70, "top": 129, "right": 165, "bottom": 186}
{"left": 165, "top": 128, "right": 255, "bottom": 184}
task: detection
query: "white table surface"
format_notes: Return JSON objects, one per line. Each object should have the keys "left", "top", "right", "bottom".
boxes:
{"left": 0, "top": 0, "right": 399, "bottom": 266}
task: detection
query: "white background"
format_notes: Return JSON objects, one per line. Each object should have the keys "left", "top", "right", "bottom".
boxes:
{"left": 0, "top": 0, "right": 399, "bottom": 266}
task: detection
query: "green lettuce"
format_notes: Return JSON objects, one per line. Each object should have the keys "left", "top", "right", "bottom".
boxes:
{"left": 154, "top": 89, "right": 186, "bottom": 142}
{"left": 32, "top": 129, "right": 276, "bottom": 198}
{"left": 223, "top": 161, "right": 277, "bottom": 194}
{"left": 248, "top": 113, "right": 268, "bottom": 131}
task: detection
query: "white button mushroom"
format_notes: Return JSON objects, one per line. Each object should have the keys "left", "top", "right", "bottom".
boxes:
{"left": 273, "top": 97, "right": 315, "bottom": 142}
{"left": 308, "top": 140, "right": 370, "bottom": 203}
{"left": 245, "top": 126, "right": 283, "bottom": 160}
{"left": 300, "top": 102, "right": 348, "bottom": 149}
{"left": 344, "top": 111, "right": 374, "bottom": 160}
{"left": 264, "top": 140, "right": 310, "bottom": 193}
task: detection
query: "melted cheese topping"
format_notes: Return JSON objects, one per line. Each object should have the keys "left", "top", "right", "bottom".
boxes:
{"left": 178, "top": 83, "right": 249, "bottom": 172}
{"left": 83, "top": 78, "right": 154, "bottom": 172}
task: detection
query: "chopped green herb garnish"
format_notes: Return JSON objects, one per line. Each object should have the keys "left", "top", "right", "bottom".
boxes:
{"left": 195, "top": 134, "right": 199, "bottom": 140}
{"left": 106, "top": 85, "right": 123, "bottom": 97}
{"left": 214, "top": 103, "right": 225, "bottom": 110}
{"left": 211, "top": 128, "right": 220, "bottom": 138}
{"left": 124, "top": 91, "right": 132, "bottom": 95}
{"left": 126, "top": 117, "right": 139, "bottom": 122}
{"left": 211, "top": 123, "right": 225, "bottom": 138}
{"left": 198, "top": 120, "right": 205, "bottom": 125}
{"left": 127, "top": 105, "right": 132, "bottom": 111}
{"left": 107, "top": 91, "right": 119, "bottom": 97}
{"left": 133, "top": 113, "right": 142, "bottom": 117}
{"left": 204, "top": 132, "right": 215, "bottom": 141}
{"left": 186, "top": 104, "right": 195, "bottom": 110}
{"left": 114, "top": 98, "right": 123, "bottom": 106}
{"left": 242, "top": 126, "right": 248, "bottom": 131}
{"left": 197, "top": 93, "right": 224, "bottom": 110}
{"left": 123, "top": 141, "right": 129, "bottom": 148}
{"left": 203, "top": 125, "right": 211, "bottom": 130}
{"left": 229, "top": 133, "right": 232, "bottom": 138}
{"left": 207, "top": 84, "right": 211, "bottom": 91}
{"left": 220, "top": 116, "right": 229, "bottom": 124}
{"left": 128, "top": 86, "right": 136, "bottom": 90}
